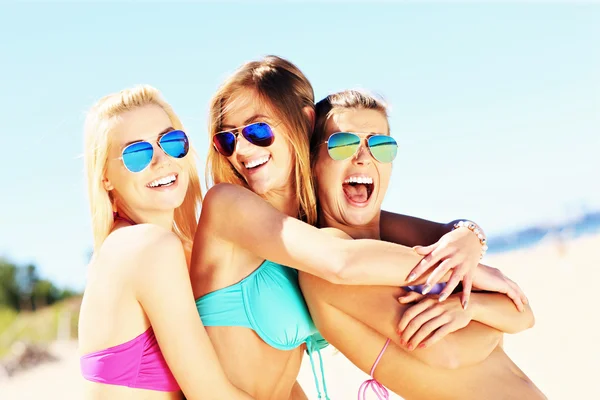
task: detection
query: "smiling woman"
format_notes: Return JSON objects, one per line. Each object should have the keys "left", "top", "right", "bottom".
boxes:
{"left": 77, "top": 84, "right": 253, "bottom": 400}
{"left": 299, "top": 89, "right": 544, "bottom": 400}
{"left": 188, "top": 55, "right": 532, "bottom": 400}
{"left": 205, "top": 61, "right": 317, "bottom": 224}
{"left": 312, "top": 102, "right": 395, "bottom": 229}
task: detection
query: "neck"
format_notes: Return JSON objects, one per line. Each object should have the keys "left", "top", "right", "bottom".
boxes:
{"left": 263, "top": 184, "right": 300, "bottom": 219}
{"left": 318, "top": 209, "right": 381, "bottom": 240}
{"left": 115, "top": 206, "right": 175, "bottom": 231}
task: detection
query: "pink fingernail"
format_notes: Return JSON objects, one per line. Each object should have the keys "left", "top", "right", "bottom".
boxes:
{"left": 418, "top": 343, "right": 426, "bottom": 349}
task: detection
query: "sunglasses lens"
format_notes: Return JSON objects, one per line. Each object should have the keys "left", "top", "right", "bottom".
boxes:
{"left": 213, "top": 132, "right": 236, "bottom": 157}
{"left": 327, "top": 132, "right": 360, "bottom": 161}
{"left": 160, "top": 130, "right": 189, "bottom": 158}
{"left": 122, "top": 141, "right": 154, "bottom": 172}
{"left": 242, "top": 122, "right": 275, "bottom": 147}
{"left": 368, "top": 135, "right": 398, "bottom": 163}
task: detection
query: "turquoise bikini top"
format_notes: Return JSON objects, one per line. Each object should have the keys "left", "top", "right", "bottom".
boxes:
{"left": 196, "top": 260, "right": 330, "bottom": 399}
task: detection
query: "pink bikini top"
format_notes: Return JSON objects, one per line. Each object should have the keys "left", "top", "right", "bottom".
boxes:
{"left": 80, "top": 327, "right": 179, "bottom": 392}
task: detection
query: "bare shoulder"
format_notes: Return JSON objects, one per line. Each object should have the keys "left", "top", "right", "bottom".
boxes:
{"left": 105, "top": 223, "right": 181, "bottom": 251}
{"left": 198, "top": 182, "right": 272, "bottom": 240}
{"left": 319, "top": 227, "right": 354, "bottom": 240}
{"left": 202, "top": 183, "right": 256, "bottom": 211}
{"left": 99, "top": 224, "right": 185, "bottom": 276}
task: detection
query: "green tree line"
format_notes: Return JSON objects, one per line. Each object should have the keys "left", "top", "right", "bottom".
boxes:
{"left": 0, "top": 258, "right": 79, "bottom": 312}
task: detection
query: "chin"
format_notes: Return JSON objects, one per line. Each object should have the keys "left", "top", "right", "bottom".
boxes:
{"left": 345, "top": 216, "right": 372, "bottom": 227}
{"left": 345, "top": 210, "right": 380, "bottom": 227}
{"left": 248, "top": 181, "right": 272, "bottom": 195}
{"left": 149, "top": 200, "right": 184, "bottom": 213}
{"left": 153, "top": 192, "right": 187, "bottom": 210}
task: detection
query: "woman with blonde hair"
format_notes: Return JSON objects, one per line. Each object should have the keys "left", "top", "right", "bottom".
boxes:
{"left": 78, "top": 85, "right": 253, "bottom": 400}
{"left": 190, "top": 56, "right": 528, "bottom": 399}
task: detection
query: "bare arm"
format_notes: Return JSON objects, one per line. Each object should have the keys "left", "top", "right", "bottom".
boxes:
{"left": 202, "top": 183, "right": 436, "bottom": 287}
{"left": 135, "top": 228, "right": 253, "bottom": 400}
{"left": 290, "top": 381, "right": 308, "bottom": 400}
{"left": 398, "top": 290, "right": 534, "bottom": 353}
{"left": 470, "top": 292, "right": 535, "bottom": 334}
{"left": 380, "top": 210, "right": 460, "bottom": 247}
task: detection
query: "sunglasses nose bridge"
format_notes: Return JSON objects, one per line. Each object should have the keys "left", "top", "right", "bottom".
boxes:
{"left": 353, "top": 139, "right": 372, "bottom": 165}
{"left": 234, "top": 131, "right": 255, "bottom": 153}
{"left": 150, "top": 140, "right": 173, "bottom": 166}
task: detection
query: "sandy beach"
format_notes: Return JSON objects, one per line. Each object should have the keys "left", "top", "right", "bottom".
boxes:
{"left": 2, "top": 233, "right": 598, "bottom": 399}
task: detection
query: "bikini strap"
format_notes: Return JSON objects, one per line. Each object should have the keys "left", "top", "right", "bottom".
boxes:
{"left": 358, "top": 338, "right": 390, "bottom": 400}
{"left": 306, "top": 337, "right": 331, "bottom": 400}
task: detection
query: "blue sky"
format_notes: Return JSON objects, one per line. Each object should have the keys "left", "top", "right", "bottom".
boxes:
{"left": 1, "top": 2, "right": 598, "bottom": 290}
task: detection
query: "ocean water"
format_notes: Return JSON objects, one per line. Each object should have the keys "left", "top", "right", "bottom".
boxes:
{"left": 487, "top": 211, "right": 600, "bottom": 254}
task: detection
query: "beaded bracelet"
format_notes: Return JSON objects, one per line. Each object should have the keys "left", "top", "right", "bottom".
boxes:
{"left": 453, "top": 220, "right": 488, "bottom": 259}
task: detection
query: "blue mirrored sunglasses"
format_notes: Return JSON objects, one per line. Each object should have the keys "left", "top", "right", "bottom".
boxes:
{"left": 212, "top": 122, "right": 275, "bottom": 157}
{"left": 118, "top": 130, "right": 189, "bottom": 173}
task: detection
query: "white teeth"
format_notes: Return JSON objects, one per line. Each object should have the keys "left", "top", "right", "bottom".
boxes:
{"left": 148, "top": 174, "right": 176, "bottom": 188}
{"left": 344, "top": 176, "right": 373, "bottom": 185}
{"left": 244, "top": 155, "right": 270, "bottom": 169}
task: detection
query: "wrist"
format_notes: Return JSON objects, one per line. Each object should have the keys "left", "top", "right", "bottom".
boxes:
{"left": 452, "top": 220, "right": 488, "bottom": 259}
{"left": 444, "top": 219, "right": 464, "bottom": 235}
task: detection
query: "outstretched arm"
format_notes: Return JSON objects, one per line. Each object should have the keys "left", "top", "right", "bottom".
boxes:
{"left": 201, "top": 183, "right": 441, "bottom": 288}
{"left": 380, "top": 210, "right": 459, "bottom": 247}
{"left": 135, "top": 228, "right": 254, "bottom": 400}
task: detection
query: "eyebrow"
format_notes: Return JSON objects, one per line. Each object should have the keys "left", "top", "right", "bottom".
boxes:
{"left": 123, "top": 126, "right": 174, "bottom": 147}
{"left": 220, "top": 114, "right": 269, "bottom": 130}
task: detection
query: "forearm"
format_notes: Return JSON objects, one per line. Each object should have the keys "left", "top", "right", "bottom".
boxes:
{"left": 207, "top": 185, "right": 450, "bottom": 287}
{"left": 379, "top": 211, "right": 465, "bottom": 247}
{"left": 414, "top": 321, "right": 501, "bottom": 369}
{"left": 337, "top": 238, "right": 451, "bottom": 286}
{"left": 471, "top": 292, "right": 535, "bottom": 333}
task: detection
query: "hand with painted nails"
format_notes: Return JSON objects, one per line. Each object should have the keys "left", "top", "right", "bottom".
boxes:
{"left": 397, "top": 289, "right": 427, "bottom": 305}
{"left": 471, "top": 264, "right": 528, "bottom": 312}
{"left": 405, "top": 226, "right": 483, "bottom": 308}
{"left": 401, "top": 264, "right": 528, "bottom": 312}
{"left": 397, "top": 294, "right": 473, "bottom": 351}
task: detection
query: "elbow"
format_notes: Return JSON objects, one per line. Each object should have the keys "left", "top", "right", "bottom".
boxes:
{"left": 327, "top": 253, "right": 364, "bottom": 285}
{"left": 525, "top": 309, "right": 536, "bottom": 330}
{"left": 508, "top": 307, "right": 536, "bottom": 334}
{"left": 320, "top": 247, "right": 353, "bottom": 284}
{"left": 520, "top": 308, "right": 536, "bottom": 332}
{"left": 324, "top": 261, "right": 347, "bottom": 285}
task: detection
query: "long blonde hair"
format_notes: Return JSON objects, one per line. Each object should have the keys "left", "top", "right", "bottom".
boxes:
{"left": 206, "top": 55, "right": 318, "bottom": 225}
{"left": 83, "top": 84, "right": 202, "bottom": 253}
